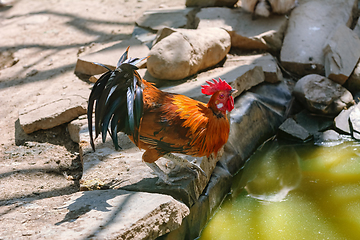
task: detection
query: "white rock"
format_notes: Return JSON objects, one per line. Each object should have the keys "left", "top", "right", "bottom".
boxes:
{"left": 195, "top": 7, "right": 288, "bottom": 51}
{"left": 19, "top": 90, "right": 89, "bottom": 134}
{"left": 147, "top": 27, "right": 231, "bottom": 80}
{"left": 280, "top": 0, "right": 358, "bottom": 76}
{"left": 323, "top": 25, "right": 360, "bottom": 85}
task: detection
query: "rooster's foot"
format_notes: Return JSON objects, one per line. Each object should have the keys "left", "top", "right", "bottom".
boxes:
{"left": 163, "top": 153, "right": 207, "bottom": 178}
{"left": 145, "top": 162, "right": 183, "bottom": 185}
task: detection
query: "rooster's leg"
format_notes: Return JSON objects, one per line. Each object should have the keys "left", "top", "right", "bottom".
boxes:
{"left": 163, "top": 153, "right": 207, "bottom": 178}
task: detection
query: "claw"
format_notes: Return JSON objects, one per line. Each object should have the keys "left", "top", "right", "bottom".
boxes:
{"left": 163, "top": 153, "right": 207, "bottom": 178}
{"left": 145, "top": 154, "right": 208, "bottom": 186}
{"left": 145, "top": 162, "right": 184, "bottom": 186}
{"left": 188, "top": 161, "right": 207, "bottom": 178}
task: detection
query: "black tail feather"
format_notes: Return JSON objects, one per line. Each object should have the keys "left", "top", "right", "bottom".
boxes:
{"left": 93, "top": 62, "right": 112, "bottom": 72}
{"left": 87, "top": 70, "right": 112, "bottom": 151}
{"left": 87, "top": 47, "right": 145, "bottom": 151}
{"left": 116, "top": 46, "right": 129, "bottom": 68}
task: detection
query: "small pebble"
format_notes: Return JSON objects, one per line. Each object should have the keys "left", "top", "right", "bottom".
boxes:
{"left": 26, "top": 69, "right": 38, "bottom": 77}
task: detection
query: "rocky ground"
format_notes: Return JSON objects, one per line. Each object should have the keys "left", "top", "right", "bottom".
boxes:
{"left": 0, "top": 0, "right": 184, "bottom": 238}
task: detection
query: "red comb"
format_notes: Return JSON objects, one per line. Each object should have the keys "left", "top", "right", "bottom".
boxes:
{"left": 201, "top": 77, "right": 232, "bottom": 95}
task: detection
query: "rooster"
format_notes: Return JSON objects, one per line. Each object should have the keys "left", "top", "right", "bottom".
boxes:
{"left": 87, "top": 47, "right": 237, "bottom": 184}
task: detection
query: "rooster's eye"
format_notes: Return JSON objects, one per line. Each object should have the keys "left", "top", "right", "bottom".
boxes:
{"left": 219, "top": 94, "right": 224, "bottom": 99}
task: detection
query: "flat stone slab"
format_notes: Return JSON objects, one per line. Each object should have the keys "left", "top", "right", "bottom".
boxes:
{"left": 294, "top": 110, "right": 333, "bottom": 134}
{"left": 224, "top": 53, "right": 283, "bottom": 83}
{"left": 280, "top": 0, "right": 357, "bottom": 76}
{"left": 195, "top": 7, "right": 288, "bottom": 51}
{"left": 159, "top": 64, "right": 264, "bottom": 103}
{"left": 19, "top": 90, "right": 89, "bottom": 134}
{"left": 74, "top": 38, "right": 149, "bottom": 76}
{"left": 136, "top": 7, "right": 194, "bottom": 31}
{"left": 278, "top": 118, "right": 312, "bottom": 142}
{"left": 0, "top": 189, "right": 189, "bottom": 240}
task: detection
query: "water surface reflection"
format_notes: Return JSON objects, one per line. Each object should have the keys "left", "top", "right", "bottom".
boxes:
{"left": 200, "top": 138, "right": 360, "bottom": 240}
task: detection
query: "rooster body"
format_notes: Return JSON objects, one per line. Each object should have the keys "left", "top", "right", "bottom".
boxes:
{"left": 88, "top": 47, "right": 236, "bottom": 184}
{"left": 135, "top": 81, "right": 230, "bottom": 162}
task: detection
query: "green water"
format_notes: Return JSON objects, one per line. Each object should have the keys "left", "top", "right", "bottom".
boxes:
{"left": 199, "top": 137, "right": 360, "bottom": 240}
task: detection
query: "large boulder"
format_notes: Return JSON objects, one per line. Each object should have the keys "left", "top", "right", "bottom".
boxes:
{"left": 147, "top": 27, "right": 231, "bottom": 80}
{"left": 293, "top": 74, "right": 354, "bottom": 115}
{"left": 323, "top": 25, "right": 360, "bottom": 85}
{"left": 280, "top": 0, "right": 358, "bottom": 76}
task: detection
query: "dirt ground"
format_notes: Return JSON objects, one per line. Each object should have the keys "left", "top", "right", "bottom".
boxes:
{"left": 0, "top": 0, "right": 184, "bottom": 236}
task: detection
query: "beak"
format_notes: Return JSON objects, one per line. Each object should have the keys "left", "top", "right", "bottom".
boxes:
{"left": 230, "top": 89, "right": 238, "bottom": 95}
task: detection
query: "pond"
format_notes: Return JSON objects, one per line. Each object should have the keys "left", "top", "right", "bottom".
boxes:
{"left": 199, "top": 135, "right": 360, "bottom": 240}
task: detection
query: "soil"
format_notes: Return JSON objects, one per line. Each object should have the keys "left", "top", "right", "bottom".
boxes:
{"left": 0, "top": 0, "right": 184, "bottom": 237}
